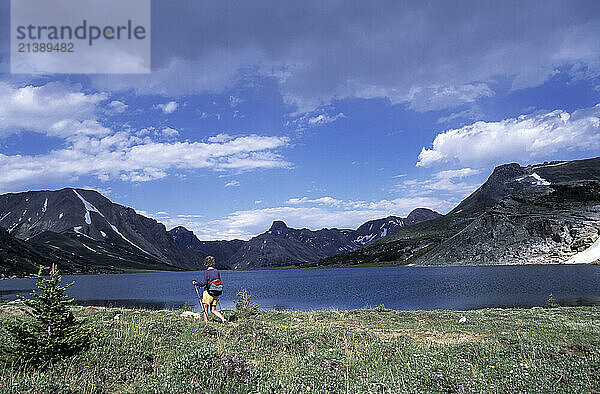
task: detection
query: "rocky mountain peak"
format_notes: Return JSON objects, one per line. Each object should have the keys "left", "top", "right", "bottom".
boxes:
{"left": 489, "top": 163, "right": 528, "bottom": 182}
{"left": 171, "top": 226, "right": 192, "bottom": 234}
{"left": 406, "top": 208, "right": 441, "bottom": 223}
{"left": 269, "top": 220, "right": 289, "bottom": 233}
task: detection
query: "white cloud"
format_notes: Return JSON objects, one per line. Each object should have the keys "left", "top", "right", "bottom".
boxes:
{"left": 287, "top": 196, "right": 342, "bottom": 206}
{"left": 435, "top": 168, "right": 480, "bottom": 180}
{"left": 207, "top": 133, "right": 234, "bottom": 143}
{"left": 437, "top": 107, "right": 483, "bottom": 124}
{"left": 0, "top": 81, "right": 108, "bottom": 138}
{"left": 229, "top": 95, "right": 243, "bottom": 107}
{"left": 418, "top": 104, "right": 600, "bottom": 167}
{"left": 156, "top": 101, "right": 179, "bottom": 114}
{"left": 393, "top": 167, "right": 481, "bottom": 204}
{"left": 0, "top": 133, "right": 291, "bottom": 192}
{"left": 225, "top": 180, "right": 240, "bottom": 187}
{"left": 287, "top": 195, "right": 450, "bottom": 213}
{"left": 0, "top": 81, "right": 291, "bottom": 192}
{"left": 161, "top": 127, "right": 179, "bottom": 137}
{"left": 403, "top": 84, "right": 494, "bottom": 112}
{"left": 307, "top": 112, "right": 346, "bottom": 125}
{"left": 286, "top": 109, "right": 347, "bottom": 130}
{"left": 199, "top": 111, "right": 221, "bottom": 120}
{"left": 107, "top": 100, "right": 128, "bottom": 114}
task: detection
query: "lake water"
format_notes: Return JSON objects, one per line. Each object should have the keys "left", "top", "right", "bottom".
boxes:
{"left": 1, "top": 265, "right": 600, "bottom": 312}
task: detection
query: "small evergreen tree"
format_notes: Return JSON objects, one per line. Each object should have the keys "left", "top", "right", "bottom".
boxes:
{"left": 546, "top": 293, "right": 559, "bottom": 308}
{"left": 4, "top": 264, "right": 93, "bottom": 367}
{"left": 234, "top": 289, "right": 259, "bottom": 318}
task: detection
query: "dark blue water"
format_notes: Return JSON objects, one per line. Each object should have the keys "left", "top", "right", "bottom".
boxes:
{"left": 1, "top": 265, "right": 600, "bottom": 311}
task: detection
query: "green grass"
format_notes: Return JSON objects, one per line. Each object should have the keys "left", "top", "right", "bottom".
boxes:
{"left": 1, "top": 306, "right": 599, "bottom": 393}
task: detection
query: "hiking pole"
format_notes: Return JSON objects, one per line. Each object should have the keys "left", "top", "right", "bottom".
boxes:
{"left": 194, "top": 284, "right": 209, "bottom": 321}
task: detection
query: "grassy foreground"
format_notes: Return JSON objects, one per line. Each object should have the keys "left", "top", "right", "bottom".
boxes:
{"left": 1, "top": 305, "right": 599, "bottom": 393}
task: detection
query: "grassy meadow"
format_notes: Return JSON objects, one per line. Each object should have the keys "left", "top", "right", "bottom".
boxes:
{"left": 0, "top": 304, "right": 599, "bottom": 393}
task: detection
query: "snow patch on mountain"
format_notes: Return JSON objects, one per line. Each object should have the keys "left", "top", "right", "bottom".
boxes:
{"left": 73, "top": 189, "right": 149, "bottom": 253}
{"left": 73, "top": 189, "right": 105, "bottom": 224}
{"left": 355, "top": 234, "right": 376, "bottom": 245}
{"left": 110, "top": 224, "right": 152, "bottom": 255}
{"left": 566, "top": 235, "right": 600, "bottom": 264}
{"left": 516, "top": 173, "right": 551, "bottom": 186}
{"left": 81, "top": 243, "right": 98, "bottom": 253}
{"left": 531, "top": 173, "right": 551, "bottom": 186}
{"left": 42, "top": 198, "right": 48, "bottom": 213}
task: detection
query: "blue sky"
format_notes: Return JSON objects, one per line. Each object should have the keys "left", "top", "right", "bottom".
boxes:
{"left": 0, "top": 1, "right": 600, "bottom": 239}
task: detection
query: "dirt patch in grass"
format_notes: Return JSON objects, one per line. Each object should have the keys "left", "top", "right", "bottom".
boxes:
{"left": 373, "top": 328, "right": 485, "bottom": 344}
{"left": 413, "top": 314, "right": 434, "bottom": 322}
{"left": 0, "top": 305, "right": 30, "bottom": 316}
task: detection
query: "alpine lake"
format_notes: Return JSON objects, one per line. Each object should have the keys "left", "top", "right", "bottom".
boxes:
{"left": 2, "top": 265, "right": 599, "bottom": 312}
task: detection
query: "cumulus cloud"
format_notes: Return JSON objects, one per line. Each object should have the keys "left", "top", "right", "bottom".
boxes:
{"left": 0, "top": 130, "right": 290, "bottom": 192}
{"left": 435, "top": 168, "right": 481, "bottom": 179}
{"left": 0, "top": 81, "right": 292, "bottom": 193}
{"left": 394, "top": 167, "right": 481, "bottom": 204}
{"left": 156, "top": 101, "right": 178, "bottom": 114}
{"left": 88, "top": 1, "right": 600, "bottom": 113}
{"left": 161, "top": 127, "right": 179, "bottom": 137}
{"left": 107, "top": 100, "right": 128, "bottom": 114}
{"left": 0, "top": 82, "right": 108, "bottom": 138}
{"left": 418, "top": 104, "right": 600, "bottom": 168}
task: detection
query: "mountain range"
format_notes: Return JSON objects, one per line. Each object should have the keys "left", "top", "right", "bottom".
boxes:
{"left": 1, "top": 156, "right": 599, "bottom": 277}
{"left": 168, "top": 208, "right": 440, "bottom": 269}
{"left": 0, "top": 188, "right": 438, "bottom": 277}
{"left": 316, "top": 157, "right": 600, "bottom": 267}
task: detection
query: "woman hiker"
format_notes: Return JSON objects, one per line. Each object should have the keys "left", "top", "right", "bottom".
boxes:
{"left": 192, "top": 256, "right": 226, "bottom": 323}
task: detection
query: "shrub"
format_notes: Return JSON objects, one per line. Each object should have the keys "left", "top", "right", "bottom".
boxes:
{"left": 234, "top": 289, "right": 259, "bottom": 318}
{"left": 3, "top": 264, "right": 94, "bottom": 367}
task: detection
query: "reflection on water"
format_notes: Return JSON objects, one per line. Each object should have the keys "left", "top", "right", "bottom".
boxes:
{"left": 1, "top": 265, "right": 600, "bottom": 312}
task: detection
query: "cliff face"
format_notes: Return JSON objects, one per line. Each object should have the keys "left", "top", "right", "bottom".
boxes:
{"left": 319, "top": 157, "right": 600, "bottom": 267}
{"left": 417, "top": 183, "right": 600, "bottom": 265}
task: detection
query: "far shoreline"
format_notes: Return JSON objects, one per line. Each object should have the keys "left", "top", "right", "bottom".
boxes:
{"left": 2, "top": 261, "right": 598, "bottom": 280}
